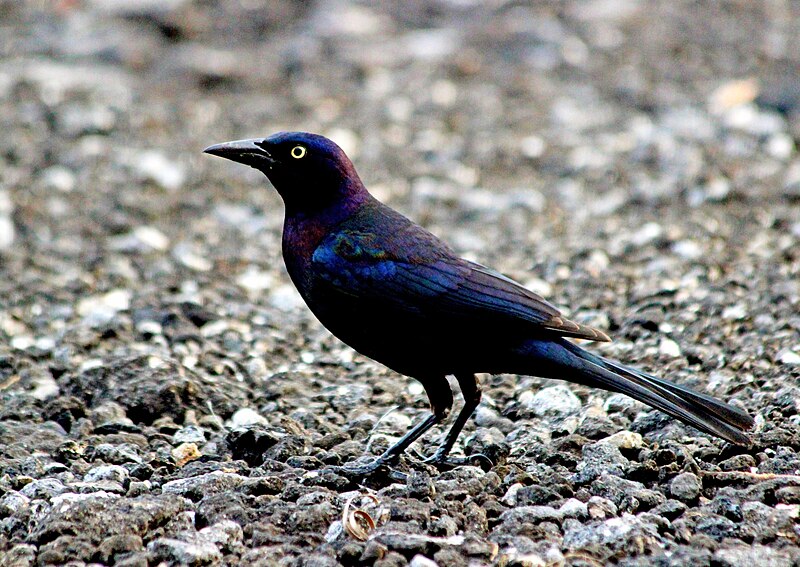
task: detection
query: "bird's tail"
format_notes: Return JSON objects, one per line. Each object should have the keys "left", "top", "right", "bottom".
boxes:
{"left": 551, "top": 339, "right": 754, "bottom": 445}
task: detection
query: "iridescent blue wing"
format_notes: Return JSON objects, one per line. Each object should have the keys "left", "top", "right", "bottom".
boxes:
{"left": 311, "top": 229, "right": 610, "bottom": 342}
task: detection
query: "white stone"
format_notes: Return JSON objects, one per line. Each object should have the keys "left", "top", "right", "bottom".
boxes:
{"left": 41, "top": 165, "right": 77, "bottom": 192}
{"left": 521, "top": 385, "right": 581, "bottom": 417}
{"left": 228, "top": 407, "right": 267, "bottom": 427}
{"left": 409, "top": 555, "right": 439, "bottom": 567}
{"left": 659, "top": 338, "right": 682, "bottom": 358}
{"left": 520, "top": 135, "right": 546, "bottom": 158}
{"left": 236, "top": 266, "right": 274, "bottom": 293}
{"left": 77, "top": 289, "right": 132, "bottom": 326}
{"left": 722, "top": 303, "right": 747, "bottom": 321}
{"left": 778, "top": 348, "right": 800, "bottom": 365}
{"left": 269, "top": 284, "right": 305, "bottom": 311}
{"left": 134, "top": 150, "right": 186, "bottom": 191}
{"left": 599, "top": 431, "right": 643, "bottom": 450}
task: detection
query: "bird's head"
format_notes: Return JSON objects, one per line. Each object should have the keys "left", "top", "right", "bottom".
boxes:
{"left": 204, "top": 132, "right": 366, "bottom": 213}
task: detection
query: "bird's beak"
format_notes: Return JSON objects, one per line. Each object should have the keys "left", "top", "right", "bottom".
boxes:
{"left": 203, "top": 139, "right": 275, "bottom": 168}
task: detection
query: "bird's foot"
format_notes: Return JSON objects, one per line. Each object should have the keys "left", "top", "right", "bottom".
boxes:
{"left": 326, "top": 455, "right": 408, "bottom": 482}
{"left": 420, "top": 450, "right": 494, "bottom": 471}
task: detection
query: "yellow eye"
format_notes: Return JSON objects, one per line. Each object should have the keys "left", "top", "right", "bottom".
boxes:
{"left": 291, "top": 146, "right": 306, "bottom": 159}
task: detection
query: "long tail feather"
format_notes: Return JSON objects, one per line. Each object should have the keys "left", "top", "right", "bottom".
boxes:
{"left": 557, "top": 339, "right": 754, "bottom": 445}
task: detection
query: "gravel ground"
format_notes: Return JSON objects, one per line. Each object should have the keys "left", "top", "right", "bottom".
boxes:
{"left": 1, "top": 1, "right": 800, "bottom": 566}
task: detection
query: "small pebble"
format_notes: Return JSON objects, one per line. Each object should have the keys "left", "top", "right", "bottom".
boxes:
{"left": 520, "top": 385, "right": 581, "bottom": 417}
{"left": 228, "top": 408, "right": 268, "bottom": 427}
{"left": 777, "top": 348, "right": 800, "bottom": 365}
{"left": 132, "top": 150, "right": 186, "bottom": 191}
{"left": 670, "top": 472, "right": 702, "bottom": 502}
{"left": 659, "top": 337, "right": 682, "bottom": 358}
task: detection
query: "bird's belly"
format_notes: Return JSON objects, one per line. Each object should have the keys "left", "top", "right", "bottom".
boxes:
{"left": 304, "top": 290, "right": 523, "bottom": 377}
{"left": 305, "top": 294, "right": 465, "bottom": 376}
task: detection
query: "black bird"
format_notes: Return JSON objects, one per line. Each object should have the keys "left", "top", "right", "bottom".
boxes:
{"left": 204, "top": 132, "right": 753, "bottom": 474}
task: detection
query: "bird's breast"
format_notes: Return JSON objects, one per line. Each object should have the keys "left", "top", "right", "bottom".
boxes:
{"left": 281, "top": 217, "right": 331, "bottom": 294}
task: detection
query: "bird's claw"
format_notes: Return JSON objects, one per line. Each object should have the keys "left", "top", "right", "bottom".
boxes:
{"left": 421, "top": 451, "right": 494, "bottom": 471}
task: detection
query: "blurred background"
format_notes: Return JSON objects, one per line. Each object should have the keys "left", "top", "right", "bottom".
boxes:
{"left": 1, "top": 1, "right": 800, "bottom": 565}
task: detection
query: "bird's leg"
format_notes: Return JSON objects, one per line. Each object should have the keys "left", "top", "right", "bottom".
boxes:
{"left": 334, "top": 376, "right": 453, "bottom": 476}
{"left": 423, "top": 373, "right": 489, "bottom": 468}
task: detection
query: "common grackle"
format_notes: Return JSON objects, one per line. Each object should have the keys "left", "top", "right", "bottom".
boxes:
{"left": 205, "top": 132, "right": 753, "bottom": 474}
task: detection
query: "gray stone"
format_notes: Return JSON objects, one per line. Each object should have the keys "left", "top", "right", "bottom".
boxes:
{"left": 574, "top": 441, "right": 629, "bottom": 482}
{"left": 590, "top": 473, "right": 664, "bottom": 512}
{"left": 33, "top": 493, "right": 189, "bottom": 545}
{"left": 669, "top": 472, "right": 702, "bottom": 502}
{"left": 162, "top": 471, "right": 248, "bottom": 499}
{"left": 562, "top": 513, "right": 661, "bottom": 553}
{"left": 71, "top": 480, "right": 126, "bottom": 494}
{"left": 714, "top": 543, "right": 799, "bottom": 567}
{"left": 558, "top": 498, "right": 588, "bottom": 520}
{"left": 587, "top": 496, "right": 618, "bottom": 519}
{"left": 76, "top": 289, "right": 132, "bottom": 327}
{"left": 739, "top": 501, "right": 800, "bottom": 542}
{"left": 20, "top": 478, "right": 68, "bottom": 500}
{"left": 499, "top": 505, "right": 563, "bottom": 526}
{"left": 173, "top": 425, "right": 207, "bottom": 444}
{"left": 93, "top": 443, "right": 143, "bottom": 464}
{"left": 147, "top": 534, "right": 222, "bottom": 566}
{"left": 84, "top": 464, "right": 129, "bottom": 485}
{"left": 198, "top": 520, "right": 244, "bottom": 551}
{"left": 0, "top": 490, "right": 31, "bottom": 515}
{"left": 1, "top": 543, "right": 37, "bottom": 567}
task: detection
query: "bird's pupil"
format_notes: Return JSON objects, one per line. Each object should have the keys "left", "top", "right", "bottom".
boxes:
{"left": 292, "top": 146, "right": 305, "bottom": 158}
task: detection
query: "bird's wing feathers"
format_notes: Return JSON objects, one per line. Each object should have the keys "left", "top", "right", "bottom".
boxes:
{"left": 463, "top": 261, "right": 610, "bottom": 341}
{"left": 311, "top": 229, "right": 610, "bottom": 342}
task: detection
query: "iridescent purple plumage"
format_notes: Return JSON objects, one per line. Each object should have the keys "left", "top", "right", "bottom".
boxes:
{"left": 204, "top": 132, "right": 754, "bottom": 475}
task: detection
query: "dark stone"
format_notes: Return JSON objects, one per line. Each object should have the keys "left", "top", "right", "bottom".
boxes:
{"left": 225, "top": 426, "right": 281, "bottom": 466}
{"left": 406, "top": 470, "right": 435, "bottom": 500}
